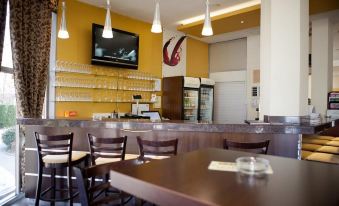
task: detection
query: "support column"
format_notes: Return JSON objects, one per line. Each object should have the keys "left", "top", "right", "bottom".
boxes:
{"left": 311, "top": 18, "right": 333, "bottom": 116}
{"left": 260, "top": 0, "right": 309, "bottom": 118}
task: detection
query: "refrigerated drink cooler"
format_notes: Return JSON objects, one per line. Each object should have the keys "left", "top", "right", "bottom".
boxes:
{"left": 183, "top": 82, "right": 200, "bottom": 121}
{"left": 162, "top": 76, "right": 200, "bottom": 120}
{"left": 199, "top": 78, "right": 215, "bottom": 121}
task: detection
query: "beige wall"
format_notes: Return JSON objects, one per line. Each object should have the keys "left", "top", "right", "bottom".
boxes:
{"left": 332, "top": 23, "right": 339, "bottom": 89}
{"left": 209, "top": 38, "right": 247, "bottom": 73}
{"left": 334, "top": 67, "right": 339, "bottom": 90}
{"left": 247, "top": 34, "right": 260, "bottom": 120}
{"left": 334, "top": 23, "right": 339, "bottom": 61}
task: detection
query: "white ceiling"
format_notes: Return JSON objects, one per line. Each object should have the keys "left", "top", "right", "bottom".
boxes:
{"left": 78, "top": 0, "right": 251, "bottom": 30}
{"left": 78, "top": 0, "right": 339, "bottom": 44}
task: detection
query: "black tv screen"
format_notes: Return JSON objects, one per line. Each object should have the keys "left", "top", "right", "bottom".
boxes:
{"left": 91, "top": 23, "right": 139, "bottom": 69}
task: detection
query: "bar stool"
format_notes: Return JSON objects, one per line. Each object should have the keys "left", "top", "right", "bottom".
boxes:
{"left": 88, "top": 134, "right": 139, "bottom": 165}
{"left": 136, "top": 137, "right": 178, "bottom": 205}
{"left": 223, "top": 139, "right": 270, "bottom": 154}
{"left": 137, "top": 136, "right": 178, "bottom": 161}
{"left": 87, "top": 134, "right": 134, "bottom": 204}
{"left": 35, "top": 132, "right": 88, "bottom": 206}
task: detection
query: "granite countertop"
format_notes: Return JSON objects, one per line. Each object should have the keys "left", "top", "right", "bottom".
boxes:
{"left": 16, "top": 118, "right": 337, "bottom": 135}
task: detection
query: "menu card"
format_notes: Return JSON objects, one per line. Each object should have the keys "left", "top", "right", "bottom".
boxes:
{"left": 208, "top": 161, "right": 273, "bottom": 174}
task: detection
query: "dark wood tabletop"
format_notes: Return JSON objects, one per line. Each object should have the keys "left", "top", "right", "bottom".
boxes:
{"left": 110, "top": 148, "right": 339, "bottom": 206}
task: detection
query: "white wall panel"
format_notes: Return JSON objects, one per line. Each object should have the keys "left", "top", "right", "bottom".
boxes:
{"left": 214, "top": 82, "right": 247, "bottom": 123}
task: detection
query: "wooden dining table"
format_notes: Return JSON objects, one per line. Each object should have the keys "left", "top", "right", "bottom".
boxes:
{"left": 110, "top": 148, "right": 339, "bottom": 206}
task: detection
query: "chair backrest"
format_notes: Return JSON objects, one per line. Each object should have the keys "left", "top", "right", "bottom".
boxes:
{"left": 35, "top": 132, "right": 73, "bottom": 164}
{"left": 137, "top": 136, "right": 178, "bottom": 157}
{"left": 74, "top": 163, "right": 115, "bottom": 206}
{"left": 88, "top": 134, "right": 127, "bottom": 165}
{"left": 223, "top": 139, "right": 270, "bottom": 154}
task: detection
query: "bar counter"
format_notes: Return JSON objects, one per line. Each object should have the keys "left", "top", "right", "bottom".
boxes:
{"left": 17, "top": 117, "right": 335, "bottom": 134}
{"left": 17, "top": 118, "right": 337, "bottom": 199}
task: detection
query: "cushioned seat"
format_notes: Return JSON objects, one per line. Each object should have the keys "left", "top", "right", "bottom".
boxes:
{"left": 306, "top": 152, "right": 339, "bottom": 164}
{"left": 304, "top": 135, "right": 334, "bottom": 140}
{"left": 302, "top": 143, "right": 322, "bottom": 152}
{"left": 332, "top": 137, "right": 339, "bottom": 141}
{"left": 302, "top": 138, "right": 329, "bottom": 145}
{"left": 144, "top": 155, "right": 170, "bottom": 160}
{"left": 95, "top": 157, "right": 120, "bottom": 165}
{"left": 42, "top": 151, "right": 87, "bottom": 164}
{"left": 125, "top": 153, "right": 140, "bottom": 160}
{"left": 95, "top": 154, "right": 140, "bottom": 165}
{"left": 326, "top": 141, "right": 339, "bottom": 147}
{"left": 301, "top": 150, "right": 313, "bottom": 160}
{"left": 317, "top": 146, "right": 339, "bottom": 155}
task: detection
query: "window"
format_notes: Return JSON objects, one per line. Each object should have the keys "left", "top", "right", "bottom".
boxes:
{"left": 0, "top": 3, "right": 16, "bottom": 204}
{"left": 1, "top": 2, "right": 12, "bottom": 70}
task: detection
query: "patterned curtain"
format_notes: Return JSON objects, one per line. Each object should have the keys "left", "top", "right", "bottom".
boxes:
{"left": 9, "top": 0, "right": 54, "bottom": 118}
{"left": 49, "top": 0, "right": 59, "bottom": 12}
{"left": 0, "top": 0, "right": 8, "bottom": 67}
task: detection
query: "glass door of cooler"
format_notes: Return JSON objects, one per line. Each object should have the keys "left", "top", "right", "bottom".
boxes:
{"left": 328, "top": 92, "right": 339, "bottom": 110}
{"left": 183, "top": 89, "right": 199, "bottom": 121}
{"left": 199, "top": 87, "right": 214, "bottom": 121}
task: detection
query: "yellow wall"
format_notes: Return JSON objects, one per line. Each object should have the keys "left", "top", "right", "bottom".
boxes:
{"left": 186, "top": 38, "right": 209, "bottom": 78}
{"left": 56, "top": 0, "right": 162, "bottom": 118}
{"left": 57, "top": 0, "right": 162, "bottom": 76}
{"left": 56, "top": 0, "right": 209, "bottom": 118}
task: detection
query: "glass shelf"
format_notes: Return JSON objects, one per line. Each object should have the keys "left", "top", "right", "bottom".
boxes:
{"left": 54, "top": 85, "right": 156, "bottom": 92}
{"left": 56, "top": 100, "right": 155, "bottom": 103}
{"left": 54, "top": 61, "right": 161, "bottom": 104}
{"left": 55, "top": 60, "right": 159, "bottom": 80}
{"left": 54, "top": 70, "right": 158, "bottom": 81}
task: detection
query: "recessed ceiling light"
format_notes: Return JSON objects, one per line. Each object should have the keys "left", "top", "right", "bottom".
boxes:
{"left": 241, "top": 20, "right": 245, "bottom": 24}
{"left": 178, "top": 0, "right": 260, "bottom": 26}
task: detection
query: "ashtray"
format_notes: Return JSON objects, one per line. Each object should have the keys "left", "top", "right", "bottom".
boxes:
{"left": 236, "top": 157, "right": 270, "bottom": 176}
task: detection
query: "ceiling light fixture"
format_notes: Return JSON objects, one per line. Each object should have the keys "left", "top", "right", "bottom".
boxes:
{"left": 58, "top": 1, "right": 69, "bottom": 39}
{"left": 102, "top": 0, "right": 113, "bottom": 38}
{"left": 202, "top": 0, "right": 213, "bottom": 36}
{"left": 179, "top": 0, "right": 260, "bottom": 26}
{"left": 151, "top": 0, "right": 162, "bottom": 33}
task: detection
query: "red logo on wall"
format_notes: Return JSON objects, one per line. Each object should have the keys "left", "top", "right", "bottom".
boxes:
{"left": 163, "top": 36, "right": 187, "bottom": 67}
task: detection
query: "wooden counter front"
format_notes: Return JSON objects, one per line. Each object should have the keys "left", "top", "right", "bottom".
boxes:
{"left": 17, "top": 118, "right": 337, "bottom": 199}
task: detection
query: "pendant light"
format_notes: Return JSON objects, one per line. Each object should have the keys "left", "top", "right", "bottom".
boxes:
{"left": 102, "top": 0, "right": 113, "bottom": 38}
{"left": 58, "top": 1, "right": 69, "bottom": 39}
{"left": 151, "top": 0, "right": 162, "bottom": 33}
{"left": 202, "top": 0, "right": 213, "bottom": 36}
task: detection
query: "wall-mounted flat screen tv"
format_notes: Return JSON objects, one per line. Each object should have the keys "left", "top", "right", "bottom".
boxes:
{"left": 92, "top": 23, "right": 139, "bottom": 69}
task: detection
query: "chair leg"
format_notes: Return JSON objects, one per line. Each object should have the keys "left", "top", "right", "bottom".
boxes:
{"left": 120, "top": 190, "right": 124, "bottom": 206}
{"left": 105, "top": 173, "right": 110, "bottom": 196}
{"left": 68, "top": 166, "right": 73, "bottom": 206}
{"left": 35, "top": 165, "right": 43, "bottom": 206}
{"left": 51, "top": 168, "right": 56, "bottom": 206}
{"left": 84, "top": 155, "right": 89, "bottom": 167}
{"left": 135, "top": 198, "right": 144, "bottom": 206}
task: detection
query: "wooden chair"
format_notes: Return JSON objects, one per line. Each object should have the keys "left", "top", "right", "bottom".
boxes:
{"left": 137, "top": 136, "right": 178, "bottom": 161}
{"left": 35, "top": 132, "right": 88, "bottom": 206}
{"left": 223, "top": 139, "right": 270, "bottom": 154}
{"left": 74, "top": 163, "right": 131, "bottom": 206}
{"left": 88, "top": 134, "right": 129, "bottom": 166}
